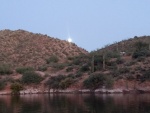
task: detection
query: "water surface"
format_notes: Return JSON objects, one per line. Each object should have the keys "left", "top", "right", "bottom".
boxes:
{"left": 0, "top": 94, "right": 150, "bottom": 113}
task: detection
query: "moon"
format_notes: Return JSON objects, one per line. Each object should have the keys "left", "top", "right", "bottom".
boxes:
{"left": 67, "top": 38, "right": 72, "bottom": 43}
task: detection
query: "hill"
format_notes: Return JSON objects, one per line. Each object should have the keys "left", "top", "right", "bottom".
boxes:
{"left": 0, "top": 29, "right": 87, "bottom": 68}
{"left": 0, "top": 31, "right": 150, "bottom": 94}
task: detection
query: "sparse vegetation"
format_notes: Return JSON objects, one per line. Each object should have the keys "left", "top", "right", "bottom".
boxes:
{"left": 118, "top": 67, "right": 130, "bottom": 74}
{"left": 46, "top": 55, "right": 59, "bottom": 64}
{"left": 0, "top": 64, "right": 13, "bottom": 75}
{"left": 66, "top": 66, "right": 73, "bottom": 72}
{"left": 1, "top": 30, "right": 150, "bottom": 91}
{"left": 51, "top": 63, "right": 66, "bottom": 70}
{"left": 38, "top": 65, "right": 47, "bottom": 71}
{"left": 16, "top": 67, "right": 34, "bottom": 74}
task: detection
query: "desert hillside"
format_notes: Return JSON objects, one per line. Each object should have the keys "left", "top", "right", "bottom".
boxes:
{"left": 0, "top": 29, "right": 87, "bottom": 68}
{"left": 0, "top": 31, "right": 150, "bottom": 94}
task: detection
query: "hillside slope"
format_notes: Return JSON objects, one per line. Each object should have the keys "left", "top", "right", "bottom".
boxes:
{"left": 0, "top": 33, "right": 150, "bottom": 94}
{"left": 0, "top": 29, "right": 87, "bottom": 68}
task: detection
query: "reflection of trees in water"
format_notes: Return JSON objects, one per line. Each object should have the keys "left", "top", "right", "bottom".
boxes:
{"left": 0, "top": 94, "right": 150, "bottom": 113}
{"left": 112, "top": 94, "right": 150, "bottom": 113}
{"left": 20, "top": 94, "right": 44, "bottom": 113}
{"left": 83, "top": 94, "right": 115, "bottom": 113}
{"left": 45, "top": 94, "right": 88, "bottom": 113}
{"left": 83, "top": 94, "right": 150, "bottom": 113}
{"left": 0, "top": 96, "right": 13, "bottom": 113}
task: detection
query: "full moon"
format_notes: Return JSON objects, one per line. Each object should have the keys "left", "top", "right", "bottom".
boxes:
{"left": 67, "top": 38, "right": 72, "bottom": 43}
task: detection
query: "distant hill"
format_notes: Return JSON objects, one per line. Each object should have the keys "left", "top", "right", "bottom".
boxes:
{"left": 0, "top": 29, "right": 88, "bottom": 68}
{"left": 96, "top": 36, "right": 150, "bottom": 54}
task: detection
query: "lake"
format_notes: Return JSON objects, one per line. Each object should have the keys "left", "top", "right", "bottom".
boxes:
{"left": 0, "top": 94, "right": 150, "bottom": 113}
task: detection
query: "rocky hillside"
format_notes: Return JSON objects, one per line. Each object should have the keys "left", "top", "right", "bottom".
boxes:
{"left": 0, "top": 29, "right": 87, "bottom": 68}
{"left": 0, "top": 32, "right": 150, "bottom": 94}
{"left": 96, "top": 36, "right": 150, "bottom": 54}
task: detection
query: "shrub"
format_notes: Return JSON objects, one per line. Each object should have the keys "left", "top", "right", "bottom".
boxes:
{"left": 83, "top": 73, "right": 114, "bottom": 90}
{"left": 66, "top": 66, "right": 73, "bottom": 72}
{"left": 0, "top": 80, "right": 6, "bottom": 90}
{"left": 22, "top": 71, "right": 42, "bottom": 84}
{"left": 106, "top": 51, "right": 120, "bottom": 59}
{"left": 46, "top": 75, "right": 66, "bottom": 89}
{"left": 134, "top": 41, "right": 149, "bottom": 51}
{"left": 132, "top": 50, "right": 150, "bottom": 59}
{"left": 67, "top": 57, "right": 74, "bottom": 60}
{"left": 16, "top": 67, "right": 34, "bottom": 74}
{"left": 10, "top": 83, "right": 23, "bottom": 94}
{"left": 118, "top": 67, "right": 130, "bottom": 74}
{"left": 46, "top": 55, "right": 59, "bottom": 64}
{"left": 72, "top": 58, "right": 81, "bottom": 65}
{"left": 140, "top": 69, "right": 150, "bottom": 82}
{"left": 80, "top": 64, "right": 90, "bottom": 72}
{"left": 38, "top": 65, "right": 47, "bottom": 71}
{"left": 83, "top": 73, "right": 106, "bottom": 90}
{"left": 0, "top": 64, "right": 13, "bottom": 75}
{"left": 75, "top": 72, "right": 83, "bottom": 78}
{"left": 125, "top": 61, "right": 136, "bottom": 66}
{"left": 59, "top": 78, "right": 74, "bottom": 89}
{"left": 51, "top": 63, "right": 65, "bottom": 70}
{"left": 116, "top": 58, "right": 124, "bottom": 64}
{"left": 137, "top": 57, "right": 145, "bottom": 62}
{"left": 46, "top": 74, "right": 75, "bottom": 89}
{"left": 67, "top": 74, "right": 75, "bottom": 79}
{"left": 105, "top": 75, "right": 114, "bottom": 89}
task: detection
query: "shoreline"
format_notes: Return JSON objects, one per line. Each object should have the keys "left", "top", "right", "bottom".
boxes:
{"left": 0, "top": 88, "right": 150, "bottom": 95}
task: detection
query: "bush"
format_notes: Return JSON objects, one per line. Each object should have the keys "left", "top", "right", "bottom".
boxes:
{"left": 75, "top": 72, "right": 83, "bottom": 78}
{"left": 22, "top": 71, "right": 42, "bottom": 84}
{"left": 83, "top": 73, "right": 106, "bottom": 90}
{"left": 118, "top": 67, "right": 130, "bottom": 74}
{"left": 139, "top": 69, "right": 150, "bottom": 82}
{"left": 0, "top": 80, "right": 6, "bottom": 90}
{"left": 46, "top": 75, "right": 66, "bottom": 89}
{"left": 46, "top": 74, "right": 74, "bottom": 89}
{"left": 134, "top": 41, "right": 149, "bottom": 51}
{"left": 51, "top": 63, "right": 66, "bottom": 70}
{"left": 106, "top": 51, "right": 120, "bottom": 59}
{"left": 132, "top": 50, "right": 150, "bottom": 59}
{"left": 46, "top": 55, "right": 59, "bottom": 64}
{"left": 72, "top": 58, "right": 81, "bottom": 65}
{"left": 83, "top": 73, "right": 114, "bottom": 90}
{"left": 105, "top": 75, "right": 114, "bottom": 89}
{"left": 38, "top": 65, "right": 47, "bottom": 71}
{"left": 11, "top": 83, "right": 23, "bottom": 94}
{"left": 116, "top": 58, "right": 124, "bottom": 64}
{"left": 0, "top": 64, "right": 13, "bottom": 75}
{"left": 80, "top": 64, "right": 90, "bottom": 72}
{"left": 137, "top": 57, "right": 145, "bottom": 62}
{"left": 16, "top": 67, "right": 34, "bottom": 74}
{"left": 66, "top": 67, "right": 73, "bottom": 72}
{"left": 59, "top": 78, "right": 74, "bottom": 89}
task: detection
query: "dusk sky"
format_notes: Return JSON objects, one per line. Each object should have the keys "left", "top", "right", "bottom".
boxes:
{"left": 1, "top": 0, "right": 150, "bottom": 51}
